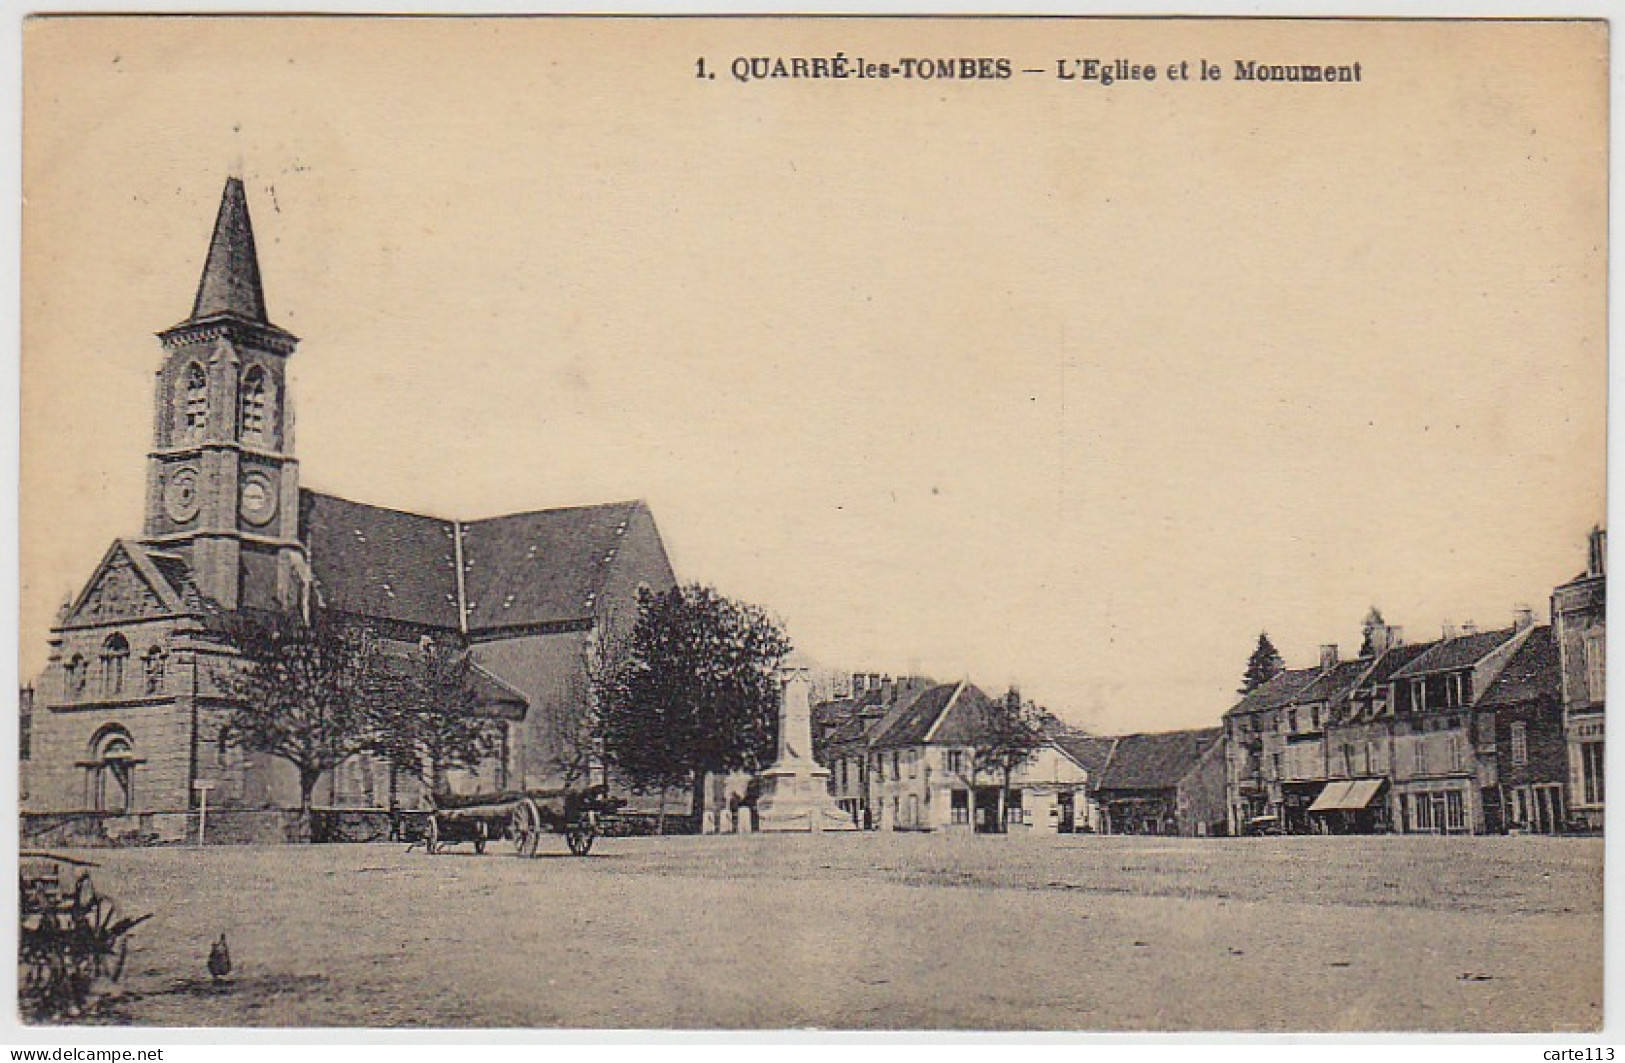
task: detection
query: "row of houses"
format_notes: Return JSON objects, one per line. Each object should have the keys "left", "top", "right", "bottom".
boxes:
{"left": 811, "top": 677, "right": 1227, "bottom": 836}
{"left": 812, "top": 529, "right": 1605, "bottom": 839}
{"left": 1224, "top": 528, "right": 1606, "bottom": 836}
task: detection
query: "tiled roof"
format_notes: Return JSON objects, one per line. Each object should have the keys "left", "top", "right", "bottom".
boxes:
{"left": 1223, "top": 667, "right": 1321, "bottom": 718}
{"left": 299, "top": 492, "right": 658, "bottom": 633}
{"left": 1477, "top": 627, "right": 1559, "bottom": 708}
{"left": 1052, "top": 732, "right": 1118, "bottom": 777}
{"left": 1095, "top": 727, "right": 1223, "bottom": 791}
{"left": 467, "top": 660, "right": 531, "bottom": 719}
{"left": 461, "top": 501, "right": 645, "bottom": 631}
{"left": 868, "top": 682, "right": 997, "bottom": 749}
{"left": 926, "top": 685, "right": 1003, "bottom": 746}
{"left": 1293, "top": 659, "right": 1371, "bottom": 706}
{"left": 1356, "top": 640, "right": 1437, "bottom": 689}
{"left": 299, "top": 490, "right": 461, "bottom": 629}
{"left": 1390, "top": 627, "right": 1520, "bottom": 679}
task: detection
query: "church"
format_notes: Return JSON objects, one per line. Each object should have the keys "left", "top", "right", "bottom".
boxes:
{"left": 24, "top": 178, "right": 677, "bottom": 828}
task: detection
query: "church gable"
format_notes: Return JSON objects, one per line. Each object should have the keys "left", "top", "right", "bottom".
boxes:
{"left": 61, "top": 540, "right": 188, "bottom": 630}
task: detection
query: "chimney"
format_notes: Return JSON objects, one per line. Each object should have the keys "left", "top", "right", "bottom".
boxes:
{"left": 1462, "top": 620, "right": 1478, "bottom": 636}
{"left": 1442, "top": 622, "right": 1458, "bottom": 640}
{"left": 1388, "top": 625, "right": 1405, "bottom": 647}
{"left": 879, "top": 675, "right": 895, "bottom": 705}
{"left": 1367, "top": 625, "right": 1391, "bottom": 658}
{"left": 1589, "top": 526, "right": 1607, "bottom": 578}
{"left": 1320, "top": 644, "right": 1339, "bottom": 670}
{"left": 1514, "top": 605, "right": 1536, "bottom": 631}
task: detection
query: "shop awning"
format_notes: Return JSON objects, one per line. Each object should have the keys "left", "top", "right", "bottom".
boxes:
{"left": 1343, "top": 779, "right": 1384, "bottom": 809}
{"left": 1309, "top": 778, "right": 1385, "bottom": 813}
{"left": 1308, "top": 781, "right": 1354, "bottom": 813}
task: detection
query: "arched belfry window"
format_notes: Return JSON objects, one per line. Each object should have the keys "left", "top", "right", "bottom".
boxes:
{"left": 183, "top": 363, "right": 209, "bottom": 440}
{"left": 87, "top": 726, "right": 137, "bottom": 813}
{"left": 100, "top": 633, "right": 129, "bottom": 697}
{"left": 240, "top": 366, "right": 268, "bottom": 441}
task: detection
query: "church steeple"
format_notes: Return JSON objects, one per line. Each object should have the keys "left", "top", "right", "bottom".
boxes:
{"left": 188, "top": 176, "right": 269, "bottom": 325}
{"left": 146, "top": 176, "right": 305, "bottom": 613}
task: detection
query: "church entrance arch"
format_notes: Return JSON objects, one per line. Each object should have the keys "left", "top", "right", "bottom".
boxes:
{"left": 84, "top": 725, "right": 139, "bottom": 813}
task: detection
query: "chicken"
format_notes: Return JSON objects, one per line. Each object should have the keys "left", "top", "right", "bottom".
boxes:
{"left": 207, "top": 933, "right": 231, "bottom": 985}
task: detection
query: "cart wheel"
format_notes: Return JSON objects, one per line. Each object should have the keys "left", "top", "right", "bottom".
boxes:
{"left": 515, "top": 798, "right": 543, "bottom": 858}
{"left": 474, "top": 821, "right": 488, "bottom": 855}
{"left": 566, "top": 821, "right": 596, "bottom": 856}
{"left": 424, "top": 817, "right": 441, "bottom": 855}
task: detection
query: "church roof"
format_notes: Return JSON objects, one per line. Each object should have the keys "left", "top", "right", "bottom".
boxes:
{"left": 298, "top": 490, "right": 661, "bottom": 634}
{"left": 188, "top": 176, "right": 270, "bottom": 325}
{"left": 460, "top": 500, "right": 647, "bottom": 631}
{"left": 300, "top": 491, "right": 461, "bottom": 630}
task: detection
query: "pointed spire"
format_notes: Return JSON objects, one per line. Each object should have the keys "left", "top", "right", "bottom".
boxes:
{"left": 189, "top": 176, "right": 268, "bottom": 324}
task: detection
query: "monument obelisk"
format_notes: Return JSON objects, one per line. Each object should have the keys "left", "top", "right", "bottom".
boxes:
{"left": 754, "top": 668, "right": 859, "bottom": 832}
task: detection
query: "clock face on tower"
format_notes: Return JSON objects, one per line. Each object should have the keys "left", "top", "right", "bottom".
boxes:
{"left": 162, "top": 467, "right": 201, "bottom": 523}
{"left": 239, "top": 473, "right": 277, "bottom": 526}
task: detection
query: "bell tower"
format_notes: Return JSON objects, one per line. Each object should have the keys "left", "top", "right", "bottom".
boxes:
{"left": 142, "top": 177, "right": 306, "bottom": 611}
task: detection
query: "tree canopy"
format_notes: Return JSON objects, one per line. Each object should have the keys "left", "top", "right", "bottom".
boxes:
{"left": 214, "top": 607, "right": 387, "bottom": 820}
{"left": 599, "top": 583, "right": 792, "bottom": 818}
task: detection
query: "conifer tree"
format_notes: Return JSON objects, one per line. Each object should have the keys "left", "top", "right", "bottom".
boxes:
{"left": 1239, "top": 631, "right": 1286, "bottom": 695}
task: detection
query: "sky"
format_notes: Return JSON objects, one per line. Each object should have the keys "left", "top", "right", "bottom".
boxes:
{"left": 20, "top": 17, "right": 1607, "bottom": 734}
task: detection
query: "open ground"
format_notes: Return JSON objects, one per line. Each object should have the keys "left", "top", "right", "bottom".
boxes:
{"left": 39, "top": 832, "right": 1602, "bottom": 1031}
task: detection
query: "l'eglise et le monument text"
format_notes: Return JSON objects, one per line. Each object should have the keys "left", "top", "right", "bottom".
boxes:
{"left": 23, "top": 178, "right": 677, "bottom": 840}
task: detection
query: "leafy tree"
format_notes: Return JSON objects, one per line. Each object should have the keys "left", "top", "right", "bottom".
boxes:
{"left": 600, "top": 583, "right": 792, "bottom": 823}
{"left": 214, "top": 607, "right": 387, "bottom": 833}
{"left": 1358, "top": 606, "right": 1387, "bottom": 658}
{"left": 370, "top": 638, "right": 500, "bottom": 799}
{"left": 1238, "top": 631, "right": 1285, "bottom": 695}
{"left": 970, "top": 687, "right": 1048, "bottom": 833}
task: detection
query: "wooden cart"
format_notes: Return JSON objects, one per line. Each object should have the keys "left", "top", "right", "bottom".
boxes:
{"left": 510, "top": 785, "right": 625, "bottom": 857}
{"left": 421, "top": 785, "right": 623, "bottom": 857}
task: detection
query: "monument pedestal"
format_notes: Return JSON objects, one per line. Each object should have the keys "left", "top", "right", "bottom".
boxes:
{"left": 755, "top": 759, "right": 857, "bottom": 833}
{"left": 754, "top": 669, "right": 858, "bottom": 832}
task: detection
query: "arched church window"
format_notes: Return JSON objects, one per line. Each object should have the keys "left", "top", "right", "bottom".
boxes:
{"left": 65, "top": 654, "right": 87, "bottom": 699}
{"left": 143, "top": 645, "right": 167, "bottom": 695}
{"left": 183, "top": 363, "right": 209, "bottom": 439}
{"left": 240, "top": 366, "right": 268, "bottom": 440}
{"left": 101, "top": 633, "right": 129, "bottom": 697}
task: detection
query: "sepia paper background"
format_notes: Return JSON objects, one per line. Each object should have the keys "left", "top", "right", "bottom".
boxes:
{"left": 20, "top": 17, "right": 1606, "bottom": 734}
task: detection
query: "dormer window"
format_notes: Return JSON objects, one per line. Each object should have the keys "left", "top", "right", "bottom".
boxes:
{"left": 183, "top": 363, "right": 208, "bottom": 439}
{"left": 240, "top": 365, "right": 268, "bottom": 440}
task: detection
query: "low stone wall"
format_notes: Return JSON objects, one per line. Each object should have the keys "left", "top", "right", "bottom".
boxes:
{"left": 310, "top": 809, "right": 431, "bottom": 844}
{"left": 603, "top": 811, "right": 701, "bottom": 837}
{"left": 22, "top": 809, "right": 308, "bottom": 847}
